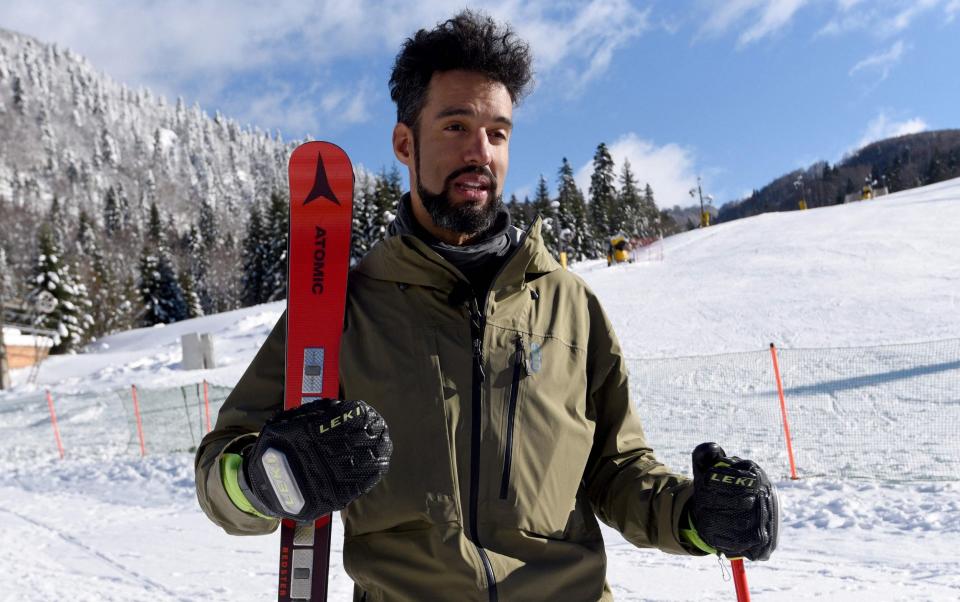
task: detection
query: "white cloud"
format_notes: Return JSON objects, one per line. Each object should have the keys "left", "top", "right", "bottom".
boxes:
{"left": 499, "top": 0, "right": 650, "bottom": 93}
{"left": 856, "top": 111, "right": 928, "bottom": 149}
{"left": 697, "top": 0, "right": 809, "bottom": 46}
{"left": 946, "top": 0, "right": 960, "bottom": 22}
{"left": 836, "top": 0, "right": 867, "bottom": 10}
{"left": 698, "top": 0, "right": 763, "bottom": 37}
{"left": 848, "top": 40, "right": 907, "bottom": 82}
{"left": 738, "top": 0, "right": 808, "bottom": 46}
{"left": 575, "top": 133, "right": 700, "bottom": 209}
{"left": 820, "top": 0, "right": 943, "bottom": 37}
{"left": 883, "top": 0, "right": 940, "bottom": 34}
{"left": 0, "top": 0, "right": 649, "bottom": 135}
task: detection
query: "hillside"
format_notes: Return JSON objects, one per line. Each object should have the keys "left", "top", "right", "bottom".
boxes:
{"left": 718, "top": 129, "right": 960, "bottom": 222}
{"left": 0, "top": 27, "right": 292, "bottom": 220}
{"left": 589, "top": 175, "right": 960, "bottom": 358}
{"left": 0, "top": 27, "right": 297, "bottom": 325}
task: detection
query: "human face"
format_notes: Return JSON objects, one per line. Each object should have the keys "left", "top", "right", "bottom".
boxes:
{"left": 393, "top": 70, "right": 513, "bottom": 243}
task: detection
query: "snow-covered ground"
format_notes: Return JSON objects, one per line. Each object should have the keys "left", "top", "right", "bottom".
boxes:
{"left": 1, "top": 178, "right": 959, "bottom": 601}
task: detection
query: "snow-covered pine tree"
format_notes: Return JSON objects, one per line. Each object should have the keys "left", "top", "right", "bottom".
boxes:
{"left": 75, "top": 209, "right": 97, "bottom": 254}
{"left": 179, "top": 270, "right": 204, "bottom": 318}
{"left": 138, "top": 201, "right": 187, "bottom": 325}
{"left": 103, "top": 186, "right": 122, "bottom": 234}
{"left": 183, "top": 224, "right": 212, "bottom": 313}
{"left": 0, "top": 248, "right": 12, "bottom": 302}
{"left": 137, "top": 249, "right": 187, "bottom": 325}
{"left": 507, "top": 193, "right": 528, "bottom": 231}
{"left": 29, "top": 225, "right": 94, "bottom": 352}
{"left": 557, "top": 158, "right": 591, "bottom": 261}
{"left": 351, "top": 170, "right": 377, "bottom": 264}
{"left": 87, "top": 248, "right": 135, "bottom": 338}
{"left": 618, "top": 160, "right": 643, "bottom": 239}
{"left": 48, "top": 196, "right": 67, "bottom": 249}
{"left": 264, "top": 190, "right": 288, "bottom": 301}
{"left": 589, "top": 143, "right": 617, "bottom": 250}
{"left": 147, "top": 200, "right": 163, "bottom": 242}
{"left": 100, "top": 127, "right": 120, "bottom": 167}
{"left": 116, "top": 182, "right": 134, "bottom": 234}
{"left": 11, "top": 75, "right": 25, "bottom": 114}
{"left": 198, "top": 195, "right": 218, "bottom": 253}
{"left": 240, "top": 202, "right": 268, "bottom": 307}
{"left": 371, "top": 166, "right": 402, "bottom": 241}
{"left": 642, "top": 183, "right": 661, "bottom": 237}
{"left": 532, "top": 175, "right": 560, "bottom": 257}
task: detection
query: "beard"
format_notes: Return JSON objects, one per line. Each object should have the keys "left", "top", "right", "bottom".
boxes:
{"left": 414, "top": 139, "right": 503, "bottom": 236}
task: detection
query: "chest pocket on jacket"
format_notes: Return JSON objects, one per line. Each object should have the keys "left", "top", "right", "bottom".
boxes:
{"left": 340, "top": 321, "right": 460, "bottom": 537}
{"left": 493, "top": 328, "right": 593, "bottom": 538}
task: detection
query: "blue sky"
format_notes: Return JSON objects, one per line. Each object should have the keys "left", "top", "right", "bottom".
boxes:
{"left": 2, "top": 0, "right": 958, "bottom": 209}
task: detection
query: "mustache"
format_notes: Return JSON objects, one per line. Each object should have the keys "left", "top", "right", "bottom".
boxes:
{"left": 444, "top": 165, "right": 497, "bottom": 190}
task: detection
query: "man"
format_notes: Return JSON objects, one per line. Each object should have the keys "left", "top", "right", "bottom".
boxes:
{"left": 195, "top": 11, "right": 777, "bottom": 601}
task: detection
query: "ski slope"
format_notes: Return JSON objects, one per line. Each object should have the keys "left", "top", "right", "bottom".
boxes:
{"left": 1, "top": 178, "right": 959, "bottom": 601}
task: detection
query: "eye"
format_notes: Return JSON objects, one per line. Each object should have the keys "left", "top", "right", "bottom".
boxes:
{"left": 444, "top": 123, "right": 465, "bottom": 132}
{"left": 490, "top": 130, "right": 508, "bottom": 141}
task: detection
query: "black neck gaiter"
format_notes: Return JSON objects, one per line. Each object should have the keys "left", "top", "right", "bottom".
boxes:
{"left": 388, "top": 193, "right": 517, "bottom": 305}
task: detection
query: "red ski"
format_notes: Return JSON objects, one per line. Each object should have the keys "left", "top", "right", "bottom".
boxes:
{"left": 279, "top": 141, "right": 354, "bottom": 601}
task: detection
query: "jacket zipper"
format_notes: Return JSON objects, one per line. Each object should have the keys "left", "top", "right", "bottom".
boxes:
{"left": 499, "top": 334, "right": 526, "bottom": 500}
{"left": 468, "top": 296, "right": 499, "bottom": 602}
{"left": 413, "top": 223, "right": 535, "bottom": 601}
{"left": 463, "top": 223, "right": 535, "bottom": 601}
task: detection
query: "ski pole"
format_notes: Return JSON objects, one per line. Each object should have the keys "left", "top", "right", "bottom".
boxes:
{"left": 730, "top": 558, "right": 750, "bottom": 602}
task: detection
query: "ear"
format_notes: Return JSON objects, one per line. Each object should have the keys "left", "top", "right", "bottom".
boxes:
{"left": 392, "top": 122, "right": 413, "bottom": 168}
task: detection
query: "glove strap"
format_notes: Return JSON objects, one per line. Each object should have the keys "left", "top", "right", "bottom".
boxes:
{"left": 221, "top": 453, "right": 273, "bottom": 519}
{"left": 681, "top": 513, "right": 719, "bottom": 556}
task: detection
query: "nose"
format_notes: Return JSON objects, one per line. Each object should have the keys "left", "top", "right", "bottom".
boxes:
{"left": 463, "top": 128, "right": 493, "bottom": 166}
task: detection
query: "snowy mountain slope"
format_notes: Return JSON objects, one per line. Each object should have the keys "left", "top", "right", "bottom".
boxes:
{"left": 0, "top": 27, "right": 291, "bottom": 221}
{"left": 2, "top": 178, "right": 960, "bottom": 600}
{"left": 584, "top": 176, "right": 960, "bottom": 358}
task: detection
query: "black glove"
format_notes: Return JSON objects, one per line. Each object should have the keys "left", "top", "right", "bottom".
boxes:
{"left": 687, "top": 442, "right": 779, "bottom": 561}
{"left": 238, "top": 398, "right": 392, "bottom": 522}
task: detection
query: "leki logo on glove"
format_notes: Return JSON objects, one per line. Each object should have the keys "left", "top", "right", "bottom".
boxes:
{"left": 261, "top": 448, "right": 306, "bottom": 515}
{"left": 318, "top": 406, "right": 364, "bottom": 433}
{"left": 710, "top": 473, "right": 757, "bottom": 488}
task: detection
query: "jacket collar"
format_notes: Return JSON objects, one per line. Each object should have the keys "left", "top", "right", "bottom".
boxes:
{"left": 355, "top": 214, "right": 560, "bottom": 292}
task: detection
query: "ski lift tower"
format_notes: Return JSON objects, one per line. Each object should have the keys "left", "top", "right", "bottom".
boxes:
{"left": 794, "top": 174, "right": 807, "bottom": 210}
{"left": 689, "top": 177, "right": 714, "bottom": 227}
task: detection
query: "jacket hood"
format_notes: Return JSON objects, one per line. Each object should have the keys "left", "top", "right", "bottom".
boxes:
{"left": 355, "top": 215, "right": 561, "bottom": 291}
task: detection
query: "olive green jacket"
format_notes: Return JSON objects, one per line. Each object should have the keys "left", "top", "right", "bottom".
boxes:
{"left": 195, "top": 218, "right": 696, "bottom": 602}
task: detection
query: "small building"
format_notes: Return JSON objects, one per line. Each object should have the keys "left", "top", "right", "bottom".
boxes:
{"left": 2, "top": 326, "right": 54, "bottom": 369}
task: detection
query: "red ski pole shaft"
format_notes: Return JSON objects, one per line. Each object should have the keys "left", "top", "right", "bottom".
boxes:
{"left": 731, "top": 558, "right": 751, "bottom": 602}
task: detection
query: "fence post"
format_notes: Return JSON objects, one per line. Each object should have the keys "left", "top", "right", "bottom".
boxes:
{"left": 203, "top": 379, "right": 212, "bottom": 434}
{"left": 769, "top": 343, "right": 799, "bottom": 480}
{"left": 131, "top": 384, "right": 146, "bottom": 457}
{"left": 45, "top": 389, "right": 65, "bottom": 459}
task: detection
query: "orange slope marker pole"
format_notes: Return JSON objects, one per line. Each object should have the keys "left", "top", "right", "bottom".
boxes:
{"left": 131, "top": 384, "right": 146, "bottom": 457}
{"left": 202, "top": 379, "right": 212, "bottom": 434}
{"left": 769, "top": 343, "right": 799, "bottom": 480}
{"left": 45, "top": 389, "right": 65, "bottom": 459}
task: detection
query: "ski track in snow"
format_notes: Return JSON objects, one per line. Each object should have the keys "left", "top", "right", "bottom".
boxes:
{"left": 0, "top": 505, "right": 186, "bottom": 601}
{"left": 2, "top": 178, "right": 960, "bottom": 600}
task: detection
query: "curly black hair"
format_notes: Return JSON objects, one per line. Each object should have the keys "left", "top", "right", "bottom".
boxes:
{"left": 389, "top": 10, "right": 533, "bottom": 130}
